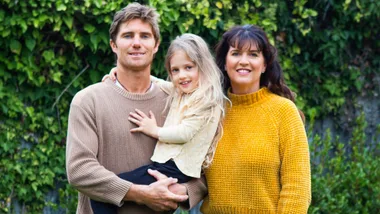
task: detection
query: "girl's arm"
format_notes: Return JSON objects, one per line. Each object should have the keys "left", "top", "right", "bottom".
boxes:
{"left": 129, "top": 108, "right": 215, "bottom": 144}
{"left": 150, "top": 75, "right": 174, "bottom": 94}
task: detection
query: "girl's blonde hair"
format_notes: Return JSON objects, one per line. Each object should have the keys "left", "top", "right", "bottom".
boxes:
{"left": 164, "top": 33, "right": 227, "bottom": 169}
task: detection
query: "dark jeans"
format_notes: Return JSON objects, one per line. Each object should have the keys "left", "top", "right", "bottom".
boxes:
{"left": 90, "top": 160, "right": 192, "bottom": 214}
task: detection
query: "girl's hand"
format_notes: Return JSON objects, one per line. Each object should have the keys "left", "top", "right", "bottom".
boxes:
{"left": 102, "top": 67, "right": 118, "bottom": 82}
{"left": 129, "top": 109, "right": 160, "bottom": 139}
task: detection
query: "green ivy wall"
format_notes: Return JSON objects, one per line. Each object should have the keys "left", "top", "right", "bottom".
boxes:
{"left": 0, "top": 0, "right": 379, "bottom": 213}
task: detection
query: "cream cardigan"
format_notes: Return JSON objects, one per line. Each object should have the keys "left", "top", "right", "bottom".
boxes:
{"left": 151, "top": 77, "right": 221, "bottom": 178}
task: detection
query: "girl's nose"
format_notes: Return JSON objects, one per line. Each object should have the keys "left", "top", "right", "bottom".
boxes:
{"left": 178, "top": 70, "right": 186, "bottom": 79}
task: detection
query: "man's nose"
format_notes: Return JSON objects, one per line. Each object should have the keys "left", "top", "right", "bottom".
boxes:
{"left": 132, "top": 37, "right": 141, "bottom": 48}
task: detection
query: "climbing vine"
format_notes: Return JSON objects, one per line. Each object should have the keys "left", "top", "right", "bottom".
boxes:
{"left": 0, "top": 0, "right": 378, "bottom": 212}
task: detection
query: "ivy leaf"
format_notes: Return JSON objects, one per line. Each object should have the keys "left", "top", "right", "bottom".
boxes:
{"left": 56, "top": 3, "right": 67, "bottom": 11}
{"left": 90, "top": 34, "right": 100, "bottom": 50}
{"left": 0, "top": 10, "right": 4, "bottom": 20}
{"left": 89, "top": 70, "right": 100, "bottom": 83}
{"left": 25, "top": 38, "right": 36, "bottom": 51}
{"left": 42, "top": 50, "right": 55, "bottom": 61}
{"left": 52, "top": 71, "right": 63, "bottom": 83}
{"left": 216, "top": 2, "right": 223, "bottom": 9}
{"left": 84, "top": 24, "right": 96, "bottom": 33}
{"left": 2, "top": 28, "right": 11, "bottom": 37}
{"left": 10, "top": 39, "right": 22, "bottom": 55}
{"left": 62, "top": 16, "right": 73, "bottom": 29}
{"left": 93, "top": 0, "right": 102, "bottom": 8}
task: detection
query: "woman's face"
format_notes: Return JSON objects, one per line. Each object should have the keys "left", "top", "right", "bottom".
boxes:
{"left": 225, "top": 44, "right": 266, "bottom": 94}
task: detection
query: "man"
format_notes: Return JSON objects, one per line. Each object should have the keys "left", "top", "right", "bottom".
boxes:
{"left": 66, "top": 3, "right": 206, "bottom": 213}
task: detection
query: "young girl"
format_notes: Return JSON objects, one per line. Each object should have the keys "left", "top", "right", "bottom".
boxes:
{"left": 91, "top": 33, "right": 226, "bottom": 213}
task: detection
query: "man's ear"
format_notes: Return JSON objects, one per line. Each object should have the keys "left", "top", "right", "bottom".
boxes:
{"left": 153, "top": 40, "right": 160, "bottom": 54}
{"left": 110, "top": 39, "right": 118, "bottom": 54}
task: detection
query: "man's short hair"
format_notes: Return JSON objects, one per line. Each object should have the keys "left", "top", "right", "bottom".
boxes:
{"left": 109, "top": 3, "right": 160, "bottom": 44}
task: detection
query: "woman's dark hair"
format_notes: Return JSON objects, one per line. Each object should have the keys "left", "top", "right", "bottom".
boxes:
{"left": 215, "top": 25, "right": 305, "bottom": 122}
{"left": 215, "top": 24, "right": 296, "bottom": 102}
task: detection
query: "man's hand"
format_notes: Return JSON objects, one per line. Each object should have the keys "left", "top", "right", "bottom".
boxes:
{"left": 129, "top": 109, "right": 160, "bottom": 139}
{"left": 148, "top": 169, "right": 187, "bottom": 196}
{"left": 124, "top": 177, "right": 188, "bottom": 211}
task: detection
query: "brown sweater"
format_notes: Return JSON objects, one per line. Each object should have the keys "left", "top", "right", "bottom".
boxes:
{"left": 66, "top": 79, "right": 206, "bottom": 214}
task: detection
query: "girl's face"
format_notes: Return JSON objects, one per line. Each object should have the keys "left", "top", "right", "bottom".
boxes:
{"left": 169, "top": 50, "right": 200, "bottom": 94}
{"left": 225, "top": 44, "right": 266, "bottom": 94}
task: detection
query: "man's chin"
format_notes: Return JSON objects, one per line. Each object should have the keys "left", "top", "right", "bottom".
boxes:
{"left": 121, "top": 62, "right": 152, "bottom": 72}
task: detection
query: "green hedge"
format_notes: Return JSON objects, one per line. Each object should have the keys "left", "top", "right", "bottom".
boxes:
{"left": 0, "top": 0, "right": 378, "bottom": 213}
{"left": 309, "top": 114, "right": 380, "bottom": 213}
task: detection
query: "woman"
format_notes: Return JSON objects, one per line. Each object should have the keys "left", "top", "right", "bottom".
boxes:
{"left": 200, "top": 25, "right": 311, "bottom": 213}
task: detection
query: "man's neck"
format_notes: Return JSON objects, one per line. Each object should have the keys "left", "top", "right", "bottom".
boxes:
{"left": 116, "top": 66, "right": 152, "bottom": 94}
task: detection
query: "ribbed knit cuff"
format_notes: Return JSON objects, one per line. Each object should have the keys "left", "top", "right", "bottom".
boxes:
{"left": 180, "top": 176, "right": 207, "bottom": 210}
{"left": 106, "top": 179, "right": 133, "bottom": 206}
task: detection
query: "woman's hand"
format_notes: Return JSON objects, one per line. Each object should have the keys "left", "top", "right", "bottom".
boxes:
{"left": 128, "top": 109, "right": 160, "bottom": 139}
{"left": 102, "top": 67, "right": 118, "bottom": 82}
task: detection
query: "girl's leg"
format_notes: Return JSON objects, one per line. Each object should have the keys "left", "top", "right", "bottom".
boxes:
{"left": 91, "top": 161, "right": 192, "bottom": 214}
{"left": 91, "top": 164, "right": 154, "bottom": 214}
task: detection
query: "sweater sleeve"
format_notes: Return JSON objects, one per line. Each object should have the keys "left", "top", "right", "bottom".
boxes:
{"left": 181, "top": 175, "right": 208, "bottom": 210}
{"left": 158, "top": 111, "right": 207, "bottom": 144}
{"left": 66, "top": 103, "right": 131, "bottom": 206}
{"left": 277, "top": 102, "right": 311, "bottom": 213}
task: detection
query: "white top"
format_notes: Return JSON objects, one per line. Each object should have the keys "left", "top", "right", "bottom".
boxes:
{"left": 150, "top": 76, "right": 221, "bottom": 178}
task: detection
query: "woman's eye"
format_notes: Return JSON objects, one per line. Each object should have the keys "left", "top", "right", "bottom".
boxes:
{"left": 124, "top": 34, "right": 132, "bottom": 38}
{"left": 231, "top": 52, "right": 239, "bottom": 56}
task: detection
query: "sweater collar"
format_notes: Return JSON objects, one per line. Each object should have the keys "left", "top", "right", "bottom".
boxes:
{"left": 105, "top": 78, "right": 160, "bottom": 100}
{"left": 228, "top": 87, "right": 272, "bottom": 106}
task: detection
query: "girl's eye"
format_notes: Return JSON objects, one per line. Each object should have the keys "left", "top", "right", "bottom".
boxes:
{"left": 250, "top": 52, "right": 258, "bottom": 57}
{"left": 171, "top": 68, "right": 179, "bottom": 73}
{"left": 231, "top": 52, "right": 239, "bottom": 56}
{"left": 185, "top": 66, "right": 192, "bottom": 70}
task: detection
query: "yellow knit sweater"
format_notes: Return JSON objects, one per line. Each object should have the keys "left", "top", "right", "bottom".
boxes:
{"left": 201, "top": 87, "right": 311, "bottom": 214}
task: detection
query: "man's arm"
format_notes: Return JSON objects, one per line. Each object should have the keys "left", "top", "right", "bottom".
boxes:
{"left": 66, "top": 102, "right": 131, "bottom": 206}
{"left": 66, "top": 98, "right": 188, "bottom": 210}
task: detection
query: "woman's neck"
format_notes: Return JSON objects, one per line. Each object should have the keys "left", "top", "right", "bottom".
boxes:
{"left": 230, "top": 84, "right": 260, "bottom": 95}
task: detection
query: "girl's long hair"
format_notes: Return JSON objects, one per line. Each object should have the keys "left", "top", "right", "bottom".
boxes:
{"left": 165, "top": 33, "right": 227, "bottom": 169}
{"left": 215, "top": 25, "right": 305, "bottom": 122}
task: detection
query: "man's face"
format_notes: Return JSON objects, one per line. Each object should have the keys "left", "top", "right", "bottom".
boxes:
{"left": 110, "top": 19, "right": 159, "bottom": 71}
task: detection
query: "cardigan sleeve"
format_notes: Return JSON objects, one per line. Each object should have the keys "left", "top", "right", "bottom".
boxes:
{"left": 158, "top": 110, "right": 208, "bottom": 144}
{"left": 66, "top": 102, "right": 131, "bottom": 206}
{"left": 277, "top": 102, "right": 311, "bottom": 213}
{"left": 150, "top": 75, "right": 174, "bottom": 94}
